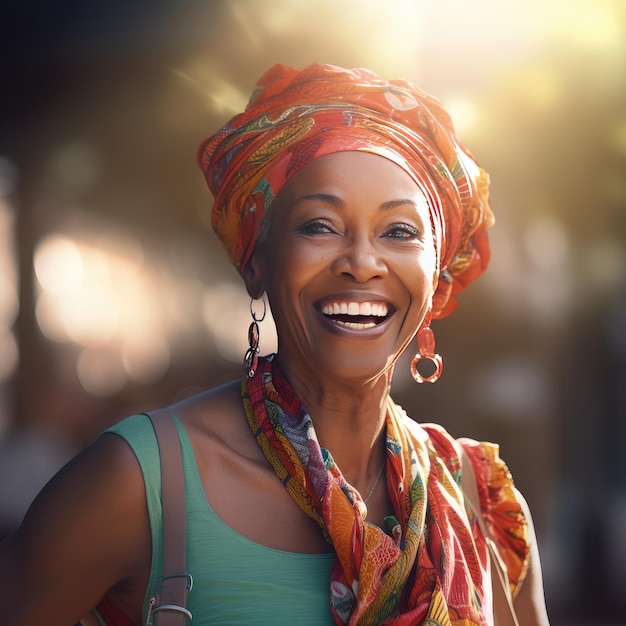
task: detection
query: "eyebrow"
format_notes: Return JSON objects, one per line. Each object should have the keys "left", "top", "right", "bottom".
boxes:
{"left": 295, "top": 194, "right": 420, "bottom": 212}
{"left": 295, "top": 193, "right": 345, "bottom": 207}
{"left": 379, "top": 199, "right": 421, "bottom": 212}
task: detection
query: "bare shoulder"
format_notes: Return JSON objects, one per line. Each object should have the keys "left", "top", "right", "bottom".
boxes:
{"left": 0, "top": 431, "right": 151, "bottom": 625}
{"left": 167, "top": 379, "right": 332, "bottom": 555}
{"left": 171, "top": 379, "right": 264, "bottom": 462}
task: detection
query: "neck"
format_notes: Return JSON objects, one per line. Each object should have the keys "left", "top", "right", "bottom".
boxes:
{"left": 274, "top": 352, "right": 392, "bottom": 490}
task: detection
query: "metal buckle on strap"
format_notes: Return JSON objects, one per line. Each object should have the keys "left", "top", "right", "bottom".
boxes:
{"left": 162, "top": 572, "right": 194, "bottom": 591}
{"left": 151, "top": 604, "right": 193, "bottom": 622}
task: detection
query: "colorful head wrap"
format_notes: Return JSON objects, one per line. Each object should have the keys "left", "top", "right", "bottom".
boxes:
{"left": 198, "top": 63, "right": 494, "bottom": 318}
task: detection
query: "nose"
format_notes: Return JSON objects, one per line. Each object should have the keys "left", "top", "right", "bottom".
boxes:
{"left": 331, "top": 234, "right": 388, "bottom": 282}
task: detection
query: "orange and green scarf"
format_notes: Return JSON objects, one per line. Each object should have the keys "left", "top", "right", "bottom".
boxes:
{"left": 243, "top": 355, "right": 529, "bottom": 625}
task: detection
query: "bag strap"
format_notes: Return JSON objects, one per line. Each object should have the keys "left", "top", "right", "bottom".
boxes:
{"left": 147, "top": 409, "right": 192, "bottom": 626}
{"left": 459, "top": 446, "right": 520, "bottom": 626}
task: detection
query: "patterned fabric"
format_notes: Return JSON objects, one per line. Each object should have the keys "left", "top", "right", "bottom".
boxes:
{"left": 198, "top": 63, "right": 494, "bottom": 318}
{"left": 456, "top": 437, "right": 531, "bottom": 599}
{"left": 242, "top": 355, "right": 529, "bottom": 625}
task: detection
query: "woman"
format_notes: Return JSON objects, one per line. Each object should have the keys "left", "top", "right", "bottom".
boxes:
{"left": 0, "top": 63, "right": 549, "bottom": 625}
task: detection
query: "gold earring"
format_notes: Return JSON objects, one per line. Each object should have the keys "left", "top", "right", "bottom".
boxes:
{"left": 410, "top": 312, "right": 442, "bottom": 383}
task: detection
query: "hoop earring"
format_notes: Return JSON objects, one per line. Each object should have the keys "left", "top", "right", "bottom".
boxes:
{"left": 410, "top": 313, "right": 443, "bottom": 384}
{"left": 244, "top": 296, "right": 266, "bottom": 378}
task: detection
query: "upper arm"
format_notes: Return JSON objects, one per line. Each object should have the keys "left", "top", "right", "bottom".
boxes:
{"left": 0, "top": 432, "right": 151, "bottom": 626}
{"left": 513, "top": 489, "right": 550, "bottom": 626}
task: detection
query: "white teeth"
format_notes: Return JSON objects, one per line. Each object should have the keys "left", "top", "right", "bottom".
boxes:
{"left": 321, "top": 301, "right": 389, "bottom": 317}
{"left": 347, "top": 302, "right": 359, "bottom": 315}
{"left": 337, "top": 320, "right": 377, "bottom": 330}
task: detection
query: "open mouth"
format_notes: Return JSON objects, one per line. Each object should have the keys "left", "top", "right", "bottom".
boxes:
{"left": 319, "top": 301, "right": 391, "bottom": 330}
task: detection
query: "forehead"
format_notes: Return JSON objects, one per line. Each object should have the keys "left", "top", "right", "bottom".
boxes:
{"left": 272, "top": 150, "right": 430, "bottom": 211}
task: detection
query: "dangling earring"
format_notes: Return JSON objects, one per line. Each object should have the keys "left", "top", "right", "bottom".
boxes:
{"left": 244, "top": 296, "right": 266, "bottom": 378}
{"left": 410, "top": 311, "right": 443, "bottom": 383}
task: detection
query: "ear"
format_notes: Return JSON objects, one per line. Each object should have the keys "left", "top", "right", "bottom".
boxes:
{"left": 243, "top": 251, "right": 265, "bottom": 300}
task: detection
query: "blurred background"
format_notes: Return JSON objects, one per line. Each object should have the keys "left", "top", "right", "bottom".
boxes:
{"left": 0, "top": 0, "right": 624, "bottom": 623}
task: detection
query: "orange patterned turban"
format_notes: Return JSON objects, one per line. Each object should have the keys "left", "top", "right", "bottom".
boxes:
{"left": 198, "top": 63, "right": 494, "bottom": 318}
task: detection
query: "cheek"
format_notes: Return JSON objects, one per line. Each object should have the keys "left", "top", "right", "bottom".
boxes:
{"left": 260, "top": 245, "right": 317, "bottom": 319}
{"left": 412, "top": 242, "right": 437, "bottom": 281}
{"left": 411, "top": 273, "right": 435, "bottom": 309}
{"left": 404, "top": 252, "right": 437, "bottom": 315}
{"left": 420, "top": 242, "right": 439, "bottom": 296}
{"left": 268, "top": 238, "right": 332, "bottom": 285}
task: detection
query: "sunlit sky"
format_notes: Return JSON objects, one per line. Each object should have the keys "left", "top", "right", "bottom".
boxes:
{"left": 171, "top": 0, "right": 624, "bottom": 116}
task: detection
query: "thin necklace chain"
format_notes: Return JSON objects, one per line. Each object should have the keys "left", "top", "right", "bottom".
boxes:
{"left": 363, "top": 459, "right": 386, "bottom": 504}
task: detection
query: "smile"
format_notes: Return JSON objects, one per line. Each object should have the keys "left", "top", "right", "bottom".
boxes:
{"left": 319, "top": 300, "right": 390, "bottom": 330}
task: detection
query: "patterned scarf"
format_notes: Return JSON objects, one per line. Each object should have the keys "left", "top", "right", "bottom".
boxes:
{"left": 243, "top": 355, "right": 496, "bottom": 625}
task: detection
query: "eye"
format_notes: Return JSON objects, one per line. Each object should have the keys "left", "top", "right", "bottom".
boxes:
{"left": 298, "top": 219, "right": 336, "bottom": 235}
{"left": 384, "top": 223, "right": 421, "bottom": 240}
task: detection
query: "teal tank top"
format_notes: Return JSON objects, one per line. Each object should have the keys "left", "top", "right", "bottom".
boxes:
{"left": 106, "top": 414, "right": 336, "bottom": 625}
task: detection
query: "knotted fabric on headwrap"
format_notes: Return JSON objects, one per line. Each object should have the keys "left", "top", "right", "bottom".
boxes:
{"left": 243, "top": 355, "right": 529, "bottom": 625}
{"left": 198, "top": 62, "right": 494, "bottom": 318}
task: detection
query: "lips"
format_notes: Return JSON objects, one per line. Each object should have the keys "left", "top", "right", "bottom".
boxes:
{"left": 317, "top": 299, "right": 392, "bottom": 331}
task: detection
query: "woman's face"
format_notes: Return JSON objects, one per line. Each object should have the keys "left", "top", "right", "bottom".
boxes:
{"left": 246, "top": 151, "right": 438, "bottom": 383}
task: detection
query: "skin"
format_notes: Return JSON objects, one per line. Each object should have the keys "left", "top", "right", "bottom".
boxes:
{"left": 0, "top": 152, "right": 549, "bottom": 625}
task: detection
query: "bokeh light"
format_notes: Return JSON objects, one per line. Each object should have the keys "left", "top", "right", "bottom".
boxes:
{"left": 77, "top": 347, "right": 128, "bottom": 397}
{"left": 33, "top": 229, "right": 175, "bottom": 394}
{"left": 34, "top": 235, "right": 85, "bottom": 296}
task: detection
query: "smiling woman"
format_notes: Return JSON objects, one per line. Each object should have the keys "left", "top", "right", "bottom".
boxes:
{"left": 245, "top": 152, "right": 437, "bottom": 386}
{"left": 0, "top": 63, "right": 549, "bottom": 626}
